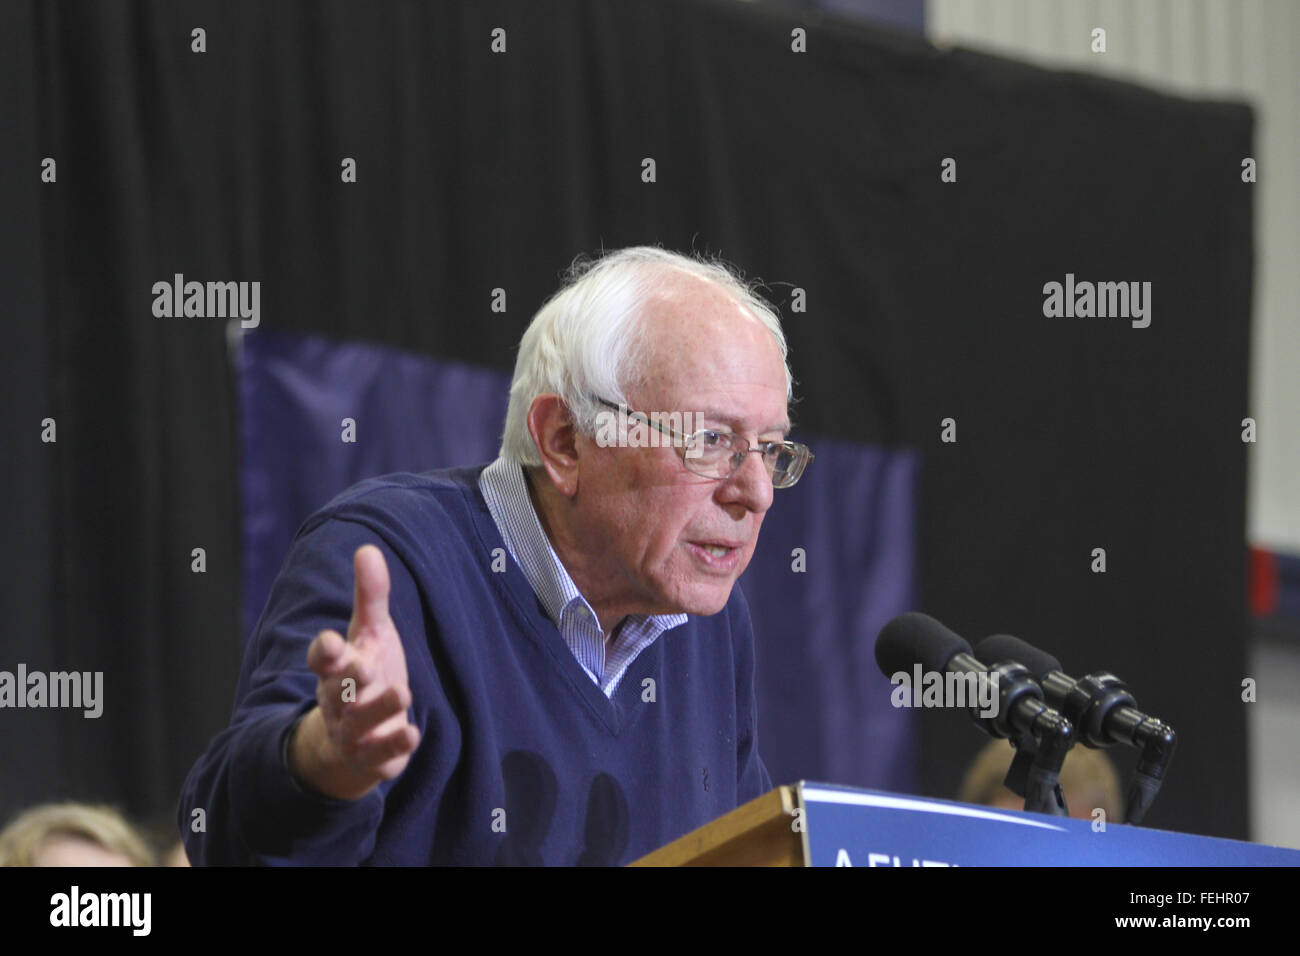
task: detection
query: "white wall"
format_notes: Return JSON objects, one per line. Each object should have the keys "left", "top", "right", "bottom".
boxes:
{"left": 1248, "top": 642, "right": 1300, "bottom": 849}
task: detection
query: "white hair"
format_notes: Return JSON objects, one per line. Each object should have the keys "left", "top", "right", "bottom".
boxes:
{"left": 499, "top": 246, "right": 793, "bottom": 466}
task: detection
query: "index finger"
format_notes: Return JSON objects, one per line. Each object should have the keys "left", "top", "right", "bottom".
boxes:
{"left": 307, "top": 628, "right": 359, "bottom": 678}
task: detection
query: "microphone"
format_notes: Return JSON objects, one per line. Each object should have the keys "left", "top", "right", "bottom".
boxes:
{"left": 975, "top": 633, "right": 1177, "bottom": 825}
{"left": 875, "top": 613, "right": 1074, "bottom": 815}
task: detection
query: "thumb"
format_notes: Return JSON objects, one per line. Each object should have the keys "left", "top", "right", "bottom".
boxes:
{"left": 349, "top": 544, "right": 392, "bottom": 639}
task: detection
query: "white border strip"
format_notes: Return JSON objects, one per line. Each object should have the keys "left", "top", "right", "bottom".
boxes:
{"left": 801, "top": 786, "right": 1068, "bottom": 832}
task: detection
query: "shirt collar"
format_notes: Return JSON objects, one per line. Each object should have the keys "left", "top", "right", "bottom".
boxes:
{"left": 478, "top": 456, "right": 688, "bottom": 637}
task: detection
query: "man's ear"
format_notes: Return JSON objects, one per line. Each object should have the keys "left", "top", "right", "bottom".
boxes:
{"left": 526, "top": 394, "right": 581, "bottom": 498}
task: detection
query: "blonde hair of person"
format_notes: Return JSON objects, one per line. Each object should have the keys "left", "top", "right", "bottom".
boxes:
{"left": 0, "top": 802, "right": 155, "bottom": 867}
{"left": 958, "top": 737, "right": 1125, "bottom": 823}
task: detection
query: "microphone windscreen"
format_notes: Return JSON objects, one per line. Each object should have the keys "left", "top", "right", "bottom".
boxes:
{"left": 875, "top": 612, "right": 971, "bottom": 677}
{"left": 976, "top": 634, "right": 1062, "bottom": 679}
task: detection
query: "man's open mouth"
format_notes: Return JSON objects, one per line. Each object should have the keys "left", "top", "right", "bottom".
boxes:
{"left": 687, "top": 540, "right": 743, "bottom": 569}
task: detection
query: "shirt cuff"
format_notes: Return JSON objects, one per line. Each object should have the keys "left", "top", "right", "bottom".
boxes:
{"left": 280, "top": 707, "right": 314, "bottom": 796}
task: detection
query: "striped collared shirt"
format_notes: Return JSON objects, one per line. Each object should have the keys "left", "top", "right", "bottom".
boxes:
{"left": 478, "top": 455, "right": 687, "bottom": 698}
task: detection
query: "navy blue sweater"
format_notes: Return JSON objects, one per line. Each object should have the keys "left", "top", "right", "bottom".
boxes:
{"left": 181, "top": 465, "right": 772, "bottom": 865}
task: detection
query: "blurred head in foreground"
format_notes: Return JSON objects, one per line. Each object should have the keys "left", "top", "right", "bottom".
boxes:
{"left": 959, "top": 738, "right": 1124, "bottom": 823}
{"left": 0, "top": 802, "right": 155, "bottom": 867}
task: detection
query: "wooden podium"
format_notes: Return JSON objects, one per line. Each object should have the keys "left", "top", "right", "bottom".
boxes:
{"left": 629, "top": 785, "right": 804, "bottom": 866}
{"left": 631, "top": 781, "right": 1300, "bottom": 866}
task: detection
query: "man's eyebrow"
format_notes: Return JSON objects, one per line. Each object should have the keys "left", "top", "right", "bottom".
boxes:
{"left": 697, "top": 409, "right": 791, "bottom": 436}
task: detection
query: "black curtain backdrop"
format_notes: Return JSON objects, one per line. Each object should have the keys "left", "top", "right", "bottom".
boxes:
{"left": 2, "top": 0, "right": 1252, "bottom": 841}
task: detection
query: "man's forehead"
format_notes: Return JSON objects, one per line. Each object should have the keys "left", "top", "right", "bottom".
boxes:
{"left": 625, "top": 389, "right": 789, "bottom": 437}
{"left": 639, "top": 281, "right": 782, "bottom": 372}
{"left": 642, "top": 276, "right": 757, "bottom": 334}
{"left": 633, "top": 275, "right": 789, "bottom": 429}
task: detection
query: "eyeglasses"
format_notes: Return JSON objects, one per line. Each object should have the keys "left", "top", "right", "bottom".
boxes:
{"left": 593, "top": 397, "right": 814, "bottom": 489}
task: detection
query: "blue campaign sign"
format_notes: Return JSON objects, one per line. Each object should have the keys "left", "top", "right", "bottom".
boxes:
{"left": 797, "top": 782, "right": 1300, "bottom": 867}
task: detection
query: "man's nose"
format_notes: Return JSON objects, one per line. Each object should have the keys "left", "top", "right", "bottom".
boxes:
{"left": 719, "top": 448, "right": 774, "bottom": 513}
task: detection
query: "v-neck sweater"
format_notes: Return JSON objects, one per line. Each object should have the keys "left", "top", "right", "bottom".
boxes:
{"left": 180, "top": 465, "right": 771, "bottom": 865}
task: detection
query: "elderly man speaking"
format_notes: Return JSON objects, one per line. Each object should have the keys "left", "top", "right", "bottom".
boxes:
{"left": 181, "top": 246, "right": 813, "bottom": 865}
